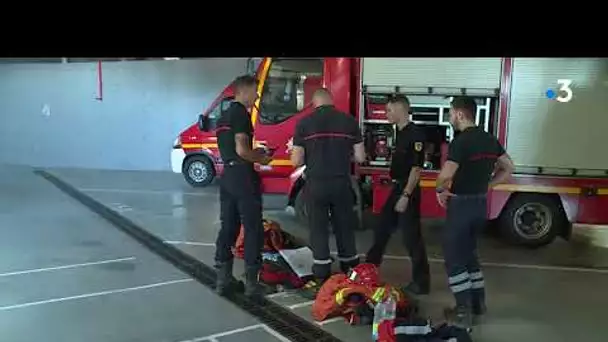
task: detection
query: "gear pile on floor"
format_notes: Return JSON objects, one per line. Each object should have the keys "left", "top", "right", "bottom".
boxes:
{"left": 232, "top": 219, "right": 472, "bottom": 341}
{"left": 232, "top": 219, "right": 311, "bottom": 291}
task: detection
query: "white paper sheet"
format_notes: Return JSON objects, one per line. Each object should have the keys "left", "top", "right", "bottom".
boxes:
{"left": 278, "top": 247, "right": 314, "bottom": 278}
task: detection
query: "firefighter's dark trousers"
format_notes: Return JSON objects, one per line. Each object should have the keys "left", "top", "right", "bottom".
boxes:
{"left": 215, "top": 164, "right": 264, "bottom": 271}
{"left": 443, "top": 194, "right": 487, "bottom": 309}
{"left": 366, "top": 183, "right": 430, "bottom": 289}
{"left": 306, "top": 177, "right": 359, "bottom": 280}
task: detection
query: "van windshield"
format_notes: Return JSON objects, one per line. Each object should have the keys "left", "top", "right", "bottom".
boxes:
{"left": 247, "top": 58, "right": 263, "bottom": 75}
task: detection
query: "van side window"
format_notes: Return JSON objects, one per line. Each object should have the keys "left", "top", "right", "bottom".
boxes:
{"left": 259, "top": 58, "right": 324, "bottom": 125}
{"left": 206, "top": 97, "right": 234, "bottom": 131}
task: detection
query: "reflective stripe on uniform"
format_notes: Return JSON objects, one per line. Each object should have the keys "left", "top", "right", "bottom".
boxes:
{"left": 470, "top": 271, "right": 483, "bottom": 280}
{"left": 448, "top": 271, "right": 471, "bottom": 293}
{"left": 448, "top": 271, "right": 469, "bottom": 284}
{"left": 450, "top": 281, "right": 472, "bottom": 293}
{"left": 313, "top": 259, "right": 333, "bottom": 265}
{"left": 470, "top": 270, "right": 484, "bottom": 289}
{"left": 335, "top": 288, "right": 348, "bottom": 305}
{"left": 371, "top": 287, "right": 385, "bottom": 302}
{"left": 394, "top": 324, "right": 433, "bottom": 335}
{"left": 471, "top": 280, "right": 485, "bottom": 289}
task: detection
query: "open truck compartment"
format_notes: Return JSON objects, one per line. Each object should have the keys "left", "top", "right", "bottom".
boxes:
{"left": 359, "top": 58, "right": 502, "bottom": 168}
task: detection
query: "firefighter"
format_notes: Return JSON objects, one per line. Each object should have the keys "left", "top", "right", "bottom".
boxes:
{"left": 214, "top": 75, "right": 272, "bottom": 299}
{"left": 290, "top": 88, "right": 366, "bottom": 291}
{"left": 365, "top": 94, "right": 431, "bottom": 296}
{"left": 436, "top": 96, "right": 514, "bottom": 330}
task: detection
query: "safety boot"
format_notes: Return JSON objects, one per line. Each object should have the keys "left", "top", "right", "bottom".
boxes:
{"left": 472, "top": 301, "right": 487, "bottom": 325}
{"left": 215, "top": 260, "right": 244, "bottom": 296}
{"left": 339, "top": 258, "right": 360, "bottom": 274}
{"left": 244, "top": 267, "right": 265, "bottom": 302}
{"left": 444, "top": 305, "right": 473, "bottom": 332}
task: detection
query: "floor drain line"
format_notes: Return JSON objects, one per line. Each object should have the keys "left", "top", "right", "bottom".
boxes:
{"left": 34, "top": 170, "right": 343, "bottom": 342}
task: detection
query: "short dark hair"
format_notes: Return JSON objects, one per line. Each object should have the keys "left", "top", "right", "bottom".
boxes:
{"left": 233, "top": 75, "right": 258, "bottom": 92}
{"left": 387, "top": 94, "right": 410, "bottom": 109}
{"left": 450, "top": 96, "right": 477, "bottom": 120}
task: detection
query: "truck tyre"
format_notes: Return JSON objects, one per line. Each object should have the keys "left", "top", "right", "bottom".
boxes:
{"left": 182, "top": 155, "right": 215, "bottom": 187}
{"left": 499, "top": 193, "right": 564, "bottom": 248}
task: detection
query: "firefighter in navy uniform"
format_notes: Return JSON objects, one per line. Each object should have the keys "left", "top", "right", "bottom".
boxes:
{"left": 214, "top": 75, "right": 273, "bottom": 299}
{"left": 436, "top": 96, "right": 514, "bottom": 330}
{"left": 365, "top": 94, "right": 431, "bottom": 296}
{"left": 290, "top": 88, "right": 367, "bottom": 293}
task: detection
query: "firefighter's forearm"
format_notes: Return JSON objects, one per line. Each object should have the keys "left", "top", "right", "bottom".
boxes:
{"left": 404, "top": 167, "right": 421, "bottom": 195}
{"left": 490, "top": 168, "right": 512, "bottom": 187}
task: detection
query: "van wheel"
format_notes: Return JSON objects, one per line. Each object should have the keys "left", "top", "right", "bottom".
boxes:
{"left": 499, "top": 193, "right": 563, "bottom": 248}
{"left": 182, "top": 155, "right": 215, "bottom": 187}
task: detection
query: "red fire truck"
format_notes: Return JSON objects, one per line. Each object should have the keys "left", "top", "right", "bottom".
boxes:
{"left": 171, "top": 57, "right": 608, "bottom": 248}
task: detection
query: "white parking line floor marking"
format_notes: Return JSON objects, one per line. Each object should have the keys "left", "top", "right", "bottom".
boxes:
{"left": 316, "top": 317, "right": 344, "bottom": 326}
{"left": 165, "top": 241, "right": 215, "bottom": 247}
{"left": 287, "top": 300, "right": 315, "bottom": 310}
{"left": 158, "top": 239, "right": 608, "bottom": 275}
{"left": 0, "top": 257, "right": 136, "bottom": 278}
{"left": 360, "top": 253, "right": 608, "bottom": 274}
{"left": 0, "top": 278, "right": 193, "bottom": 312}
{"left": 80, "top": 188, "right": 215, "bottom": 197}
{"left": 260, "top": 325, "right": 293, "bottom": 342}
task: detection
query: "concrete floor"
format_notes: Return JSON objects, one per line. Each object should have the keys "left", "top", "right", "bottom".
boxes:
{"left": 0, "top": 166, "right": 289, "bottom": 342}
{"left": 31, "top": 167, "right": 608, "bottom": 342}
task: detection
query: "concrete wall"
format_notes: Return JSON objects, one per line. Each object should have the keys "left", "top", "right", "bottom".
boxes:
{"left": 0, "top": 58, "right": 247, "bottom": 171}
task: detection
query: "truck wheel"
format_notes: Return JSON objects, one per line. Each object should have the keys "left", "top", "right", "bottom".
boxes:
{"left": 182, "top": 155, "right": 215, "bottom": 187}
{"left": 499, "top": 193, "right": 564, "bottom": 248}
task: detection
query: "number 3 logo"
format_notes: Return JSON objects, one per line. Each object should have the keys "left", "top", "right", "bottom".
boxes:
{"left": 556, "top": 79, "right": 573, "bottom": 103}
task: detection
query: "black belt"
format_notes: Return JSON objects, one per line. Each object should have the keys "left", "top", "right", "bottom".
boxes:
{"left": 225, "top": 160, "right": 251, "bottom": 167}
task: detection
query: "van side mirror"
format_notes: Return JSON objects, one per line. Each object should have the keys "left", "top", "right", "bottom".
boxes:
{"left": 198, "top": 114, "right": 209, "bottom": 131}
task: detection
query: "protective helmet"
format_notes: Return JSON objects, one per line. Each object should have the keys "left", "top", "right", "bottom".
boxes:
{"left": 347, "top": 263, "right": 380, "bottom": 287}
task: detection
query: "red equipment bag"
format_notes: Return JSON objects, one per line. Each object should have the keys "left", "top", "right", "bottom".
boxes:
{"left": 232, "top": 219, "right": 288, "bottom": 258}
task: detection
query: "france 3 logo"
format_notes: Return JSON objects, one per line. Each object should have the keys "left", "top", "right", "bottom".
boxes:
{"left": 545, "top": 80, "right": 573, "bottom": 103}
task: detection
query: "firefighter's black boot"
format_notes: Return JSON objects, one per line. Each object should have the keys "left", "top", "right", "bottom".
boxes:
{"left": 444, "top": 305, "right": 473, "bottom": 332}
{"left": 215, "top": 260, "right": 244, "bottom": 296}
{"left": 472, "top": 289, "right": 487, "bottom": 325}
{"left": 244, "top": 266, "right": 264, "bottom": 301}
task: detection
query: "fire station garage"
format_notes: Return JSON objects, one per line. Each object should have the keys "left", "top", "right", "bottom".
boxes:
{"left": 1, "top": 57, "right": 607, "bottom": 342}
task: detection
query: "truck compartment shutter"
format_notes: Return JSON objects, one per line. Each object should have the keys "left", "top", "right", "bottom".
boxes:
{"left": 507, "top": 58, "right": 608, "bottom": 172}
{"left": 362, "top": 58, "right": 502, "bottom": 96}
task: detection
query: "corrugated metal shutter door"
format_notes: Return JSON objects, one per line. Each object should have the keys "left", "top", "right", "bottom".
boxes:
{"left": 507, "top": 58, "right": 608, "bottom": 170}
{"left": 362, "top": 58, "right": 502, "bottom": 91}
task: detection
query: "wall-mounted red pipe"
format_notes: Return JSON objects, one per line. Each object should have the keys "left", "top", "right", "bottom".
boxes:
{"left": 95, "top": 60, "right": 103, "bottom": 101}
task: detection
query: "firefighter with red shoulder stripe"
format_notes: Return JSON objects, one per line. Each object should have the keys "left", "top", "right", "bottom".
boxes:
{"left": 290, "top": 88, "right": 367, "bottom": 292}
{"left": 214, "top": 75, "right": 273, "bottom": 300}
{"left": 365, "top": 94, "right": 431, "bottom": 296}
{"left": 436, "top": 96, "right": 515, "bottom": 330}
